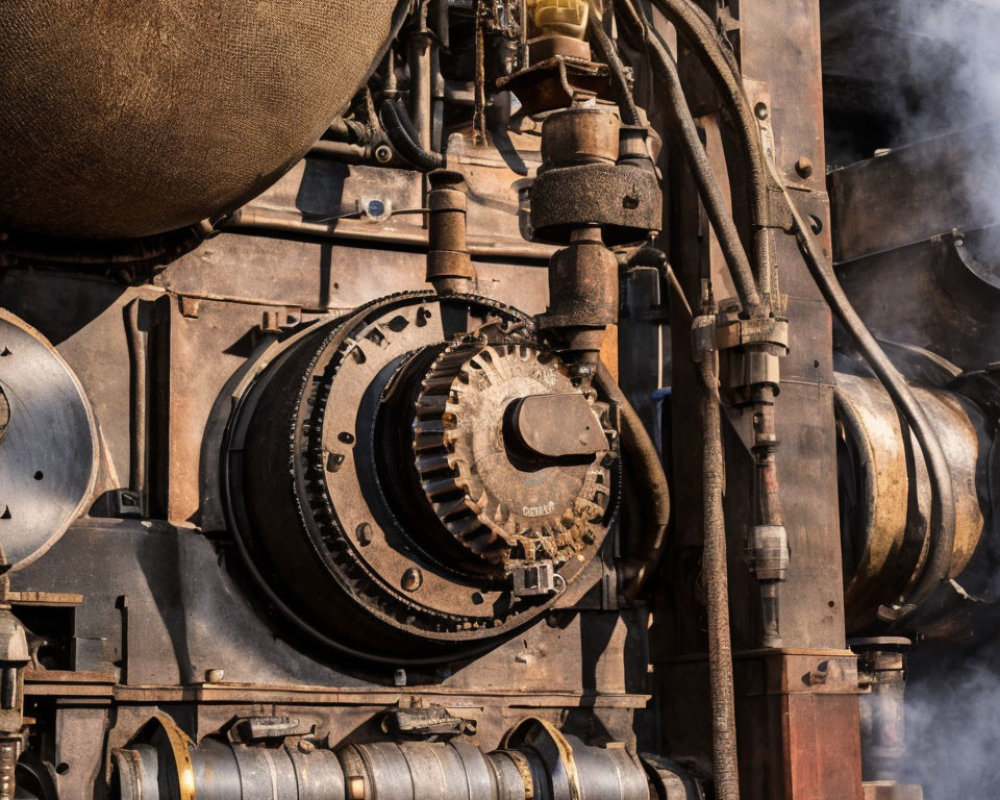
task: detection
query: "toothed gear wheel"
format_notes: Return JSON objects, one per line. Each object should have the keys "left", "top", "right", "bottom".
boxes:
{"left": 228, "top": 292, "right": 622, "bottom": 663}
{"left": 413, "top": 338, "right": 614, "bottom": 570}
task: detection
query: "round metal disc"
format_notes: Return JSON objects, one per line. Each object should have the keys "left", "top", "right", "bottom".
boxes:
{"left": 0, "top": 310, "right": 98, "bottom": 570}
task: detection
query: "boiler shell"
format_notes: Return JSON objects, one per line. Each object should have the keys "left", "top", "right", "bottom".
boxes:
{"left": 0, "top": 0, "right": 399, "bottom": 239}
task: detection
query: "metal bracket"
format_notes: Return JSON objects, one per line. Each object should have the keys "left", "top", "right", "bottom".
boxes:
{"left": 381, "top": 706, "right": 477, "bottom": 738}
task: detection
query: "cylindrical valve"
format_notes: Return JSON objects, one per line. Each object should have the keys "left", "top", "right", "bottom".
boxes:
{"left": 426, "top": 170, "right": 477, "bottom": 294}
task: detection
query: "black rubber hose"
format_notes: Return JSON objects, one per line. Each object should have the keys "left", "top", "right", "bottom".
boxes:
{"left": 645, "top": 0, "right": 774, "bottom": 297}
{"left": 595, "top": 362, "right": 670, "bottom": 602}
{"left": 380, "top": 99, "right": 444, "bottom": 171}
{"left": 587, "top": 12, "right": 643, "bottom": 127}
{"left": 615, "top": 0, "right": 762, "bottom": 315}
{"left": 783, "top": 189, "right": 956, "bottom": 618}
{"left": 308, "top": 140, "right": 371, "bottom": 164}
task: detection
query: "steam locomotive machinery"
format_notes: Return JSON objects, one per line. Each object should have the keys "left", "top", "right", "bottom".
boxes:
{"left": 3, "top": 0, "right": 999, "bottom": 798}
{"left": 0, "top": 1, "right": 678, "bottom": 798}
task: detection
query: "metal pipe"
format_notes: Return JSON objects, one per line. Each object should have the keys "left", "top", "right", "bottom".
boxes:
{"left": 114, "top": 721, "right": 650, "bottom": 800}
{"left": 220, "top": 208, "right": 553, "bottom": 261}
{"left": 693, "top": 313, "right": 740, "bottom": 800}
{"left": 426, "top": 170, "right": 476, "bottom": 293}
{"left": 124, "top": 299, "right": 148, "bottom": 516}
{"left": 749, "top": 384, "right": 787, "bottom": 647}
{"left": 784, "top": 188, "right": 956, "bottom": 621}
{"left": 614, "top": 0, "right": 762, "bottom": 316}
{"left": 307, "top": 140, "right": 372, "bottom": 165}
{"left": 384, "top": 42, "right": 399, "bottom": 99}
{"left": 618, "top": 0, "right": 788, "bottom": 647}
{"left": 408, "top": 28, "right": 433, "bottom": 151}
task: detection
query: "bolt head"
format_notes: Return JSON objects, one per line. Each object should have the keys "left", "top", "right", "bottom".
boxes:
{"left": 401, "top": 567, "right": 423, "bottom": 592}
{"left": 795, "top": 156, "right": 814, "bottom": 178}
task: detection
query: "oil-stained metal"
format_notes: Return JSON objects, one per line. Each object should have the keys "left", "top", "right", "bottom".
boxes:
{"left": 528, "top": 107, "right": 660, "bottom": 247}
{"left": 228, "top": 293, "right": 619, "bottom": 659}
{"left": 507, "top": 392, "right": 608, "bottom": 459}
{"left": 537, "top": 226, "right": 620, "bottom": 377}
{"left": 426, "top": 170, "right": 477, "bottom": 294}
{"left": 531, "top": 107, "right": 658, "bottom": 380}
{"left": 115, "top": 714, "right": 650, "bottom": 800}
{"left": 835, "top": 372, "right": 989, "bottom": 633}
{"left": 498, "top": 57, "right": 615, "bottom": 115}
{"left": 414, "top": 332, "right": 614, "bottom": 568}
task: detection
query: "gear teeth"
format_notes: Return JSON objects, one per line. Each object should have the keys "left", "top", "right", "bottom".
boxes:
{"left": 415, "top": 453, "right": 451, "bottom": 475}
{"left": 422, "top": 476, "right": 462, "bottom": 499}
{"left": 412, "top": 332, "right": 612, "bottom": 572}
{"left": 415, "top": 393, "right": 448, "bottom": 417}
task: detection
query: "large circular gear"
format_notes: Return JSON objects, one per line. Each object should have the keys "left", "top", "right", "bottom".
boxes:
{"left": 413, "top": 337, "right": 613, "bottom": 571}
{"left": 226, "top": 292, "right": 622, "bottom": 663}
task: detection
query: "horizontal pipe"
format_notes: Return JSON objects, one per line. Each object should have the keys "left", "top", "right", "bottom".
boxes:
{"left": 220, "top": 208, "right": 555, "bottom": 261}
{"left": 114, "top": 721, "right": 652, "bottom": 800}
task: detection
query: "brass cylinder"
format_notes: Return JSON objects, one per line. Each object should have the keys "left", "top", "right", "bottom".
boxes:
{"left": 835, "top": 372, "right": 988, "bottom": 632}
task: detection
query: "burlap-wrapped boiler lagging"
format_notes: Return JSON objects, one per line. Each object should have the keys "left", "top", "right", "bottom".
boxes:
{"left": 0, "top": 0, "right": 401, "bottom": 239}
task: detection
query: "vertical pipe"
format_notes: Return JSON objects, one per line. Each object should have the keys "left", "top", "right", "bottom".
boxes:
{"left": 750, "top": 384, "right": 788, "bottom": 648}
{"left": 384, "top": 44, "right": 398, "bottom": 100}
{"left": 408, "top": 28, "right": 433, "bottom": 151}
{"left": 125, "top": 299, "right": 148, "bottom": 515}
{"left": 431, "top": 45, "right": 445, "bottom": 153}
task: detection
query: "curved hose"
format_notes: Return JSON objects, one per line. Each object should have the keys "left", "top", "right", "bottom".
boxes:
{"left": 380, "top": 99, "right": 444, "bottom": 171}
{"left": 587, "top": 12, "right": 643, "bottom": 127}
{"left": 645, "top": 0, "right": 775, "bottom": 297}
{"left": 595, "top": 363, "right": 670, "bottom": 602}
{"left": 614, "top": 0, "right": 762, "bottom": 315}
{"left": 784, "top": 189, "right": 956, "bottom": 618}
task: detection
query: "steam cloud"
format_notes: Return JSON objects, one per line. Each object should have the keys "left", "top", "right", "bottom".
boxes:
{"left": 865, "top": 2, "right": 1000, "bottom": 797}
{"left": 902, "top": 640, "right": 1000, "bottom": 799}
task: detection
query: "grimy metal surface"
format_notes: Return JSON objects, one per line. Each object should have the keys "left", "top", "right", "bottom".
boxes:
{"left": 0, "top": 70, "right": 657, "bottom": 795}
{"left": 3, "top": 0, "right": 994, "bottom": 796}
{"left": 658, "top": 0, "right": 864, "bottom": 796}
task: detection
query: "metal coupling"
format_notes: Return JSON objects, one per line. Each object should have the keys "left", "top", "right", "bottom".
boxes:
{"left": 716, "top": 315, "right": 788, "bottom": 402}
{"left": 537, "top": 226, "right": 619, "bottom": 377}
{"left": 426, "top": 170, "right": 476, "bottom": 294}
{"left": 528, "top": 108, "right": 661, "bottom": 247}
{"left": 690, "top": 314, "right": 717, "bottom": 361}
{"left": 750, "top": 523, "right": 789, "bottom": 582}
